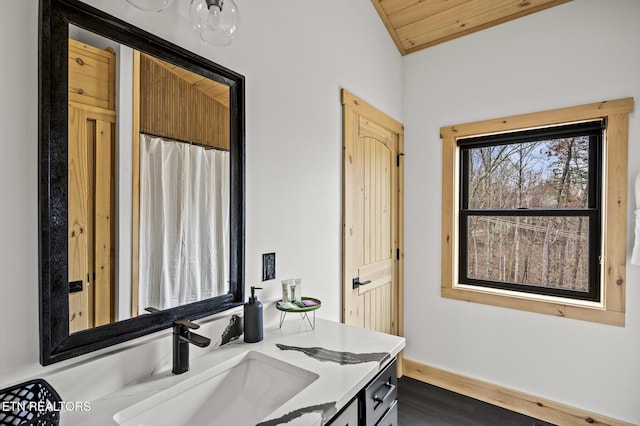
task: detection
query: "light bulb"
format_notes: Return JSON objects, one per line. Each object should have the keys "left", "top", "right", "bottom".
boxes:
{"left": 190, "top": 0, "right": 239, "bottom": 47}
{"left": 126, "top": 0, "right": 174, "bottom": 12}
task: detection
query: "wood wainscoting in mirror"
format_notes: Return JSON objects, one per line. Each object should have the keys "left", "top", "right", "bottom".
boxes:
{"left": 40, "top": 0, "right": 245, "bottom": 365}
{"left": 138, "top": 53, "right": 230, "bottom": 149}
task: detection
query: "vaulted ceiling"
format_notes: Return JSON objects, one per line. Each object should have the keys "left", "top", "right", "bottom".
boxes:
{"left": 370, "top": 0, "right": 572, "bottom": 55}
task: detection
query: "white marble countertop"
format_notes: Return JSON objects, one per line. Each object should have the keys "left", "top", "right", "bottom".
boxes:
{"left": 58, "top": 318, "right": 405, "bottom": 425}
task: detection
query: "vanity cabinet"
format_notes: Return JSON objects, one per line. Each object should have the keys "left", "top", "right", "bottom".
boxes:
{"left": 329, "top": 398, "right": 359, "bottom": 426}
{"left": 374, "top": 400, "right": 397, "bottom": 426}
{"left": 362, "top": 358, "right": 398, "bottom": 425}
{"left": 328, "top": 358, "right": 398, "bottom": 426}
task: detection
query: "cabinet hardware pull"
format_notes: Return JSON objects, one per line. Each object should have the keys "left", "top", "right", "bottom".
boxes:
{"left": 373, "top": 381, "right": 395, "bottom": 404}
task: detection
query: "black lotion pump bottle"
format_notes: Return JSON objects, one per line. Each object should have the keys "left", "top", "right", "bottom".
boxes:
{"left": 244, "top": 286, "right": 263, "bottom": 343}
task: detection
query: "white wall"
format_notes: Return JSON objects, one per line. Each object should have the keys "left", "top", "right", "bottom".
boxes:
{"left": 0, "top": 0, "right": 401, "bottom": 386}
{"left": 402, "top": 0, "right": 640, "bottom": 422}
{"left": 11, "top": 0, "right": 637, "bottom": 421}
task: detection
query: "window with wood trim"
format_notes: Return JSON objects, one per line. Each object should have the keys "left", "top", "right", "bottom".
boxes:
{"left": 441, "top": 98, "right": 633, "bottom": 326}
{"left": 458, "top": 121, "right": 603, "bottom": 302}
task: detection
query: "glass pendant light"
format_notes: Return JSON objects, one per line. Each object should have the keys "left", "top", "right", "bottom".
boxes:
{"left": 126, "top": 0, "right": 175, "bottom": 12}
{"left": 190, "top": 0, "right": 239, "bottom": 47}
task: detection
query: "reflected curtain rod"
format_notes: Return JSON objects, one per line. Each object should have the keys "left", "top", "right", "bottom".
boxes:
{"left": 140, "top": 131, "right": 229, "bottom": 152}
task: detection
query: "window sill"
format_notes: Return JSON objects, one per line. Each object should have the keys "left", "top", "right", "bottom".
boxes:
{"left": 443, "top": 285, "right": 623, "bottom": 326}
{"left": 453, "top": 283, "right": 604, "bottom": 309}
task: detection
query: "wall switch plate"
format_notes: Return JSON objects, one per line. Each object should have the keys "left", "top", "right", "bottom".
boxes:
{"left": 262, "top": 253, "right": 276, "bottom": 281}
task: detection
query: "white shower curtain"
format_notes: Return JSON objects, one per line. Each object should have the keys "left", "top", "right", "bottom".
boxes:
{"left": 138, "top": 135, "right": 230, "bottom": 311}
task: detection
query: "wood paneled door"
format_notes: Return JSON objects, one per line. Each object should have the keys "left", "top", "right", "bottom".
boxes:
{"left": 342, "top": 89, "right": 404, "bottom": 339}
{"left": 68, "top": 38, "right": 116, "bottom": 333}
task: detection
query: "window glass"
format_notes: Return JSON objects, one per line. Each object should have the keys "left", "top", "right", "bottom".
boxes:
{"left": 458, "top": 122, "right": 602, "bottom": 302}
{"left": 465, "top": 215, "right": 590, "bottom": 292}
{"left": 466, "top": 137, "right": 590, "bottom": 210}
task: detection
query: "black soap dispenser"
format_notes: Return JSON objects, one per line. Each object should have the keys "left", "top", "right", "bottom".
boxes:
{"left": 244, "top": 286, "right": 263, "bottom": 343}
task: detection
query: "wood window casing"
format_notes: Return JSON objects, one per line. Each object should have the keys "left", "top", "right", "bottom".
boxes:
{"left": 441, "top": 98, "right": 633, "bottom": 326}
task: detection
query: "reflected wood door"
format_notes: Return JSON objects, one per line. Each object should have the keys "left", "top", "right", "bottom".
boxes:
{"left": 67, "top": 39, "right": 116, "bottom": 332}
{"left": 68, "top": 104, "right": 91, "bottom": 332}
{"left": 68, "top": 104, "right": 116, "bottom": 332}
{"left": 92, "top": 116, "right": 115, "bottom": 327}
{"left": 342, "top": 90, "right": 404, "bottom": 337}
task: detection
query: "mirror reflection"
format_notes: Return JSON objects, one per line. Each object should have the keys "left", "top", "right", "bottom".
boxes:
{"left": 67, "top": 25, "right": 231, "bottom": 333}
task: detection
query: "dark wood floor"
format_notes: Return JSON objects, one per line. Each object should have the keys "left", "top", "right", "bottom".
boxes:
{"left": 397, "top": 377, "right": 555, "bottom": 426}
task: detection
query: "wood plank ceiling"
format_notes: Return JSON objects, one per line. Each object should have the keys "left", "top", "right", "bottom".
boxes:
{"left": 371, "top": 0, "right": 572, "bottom": 55}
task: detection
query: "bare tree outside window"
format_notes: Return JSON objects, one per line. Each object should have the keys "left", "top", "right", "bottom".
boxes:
{"left": 458, "top": 122, "right": 602, "bottom": 301}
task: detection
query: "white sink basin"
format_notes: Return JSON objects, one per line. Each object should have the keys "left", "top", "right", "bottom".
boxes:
{"left": 113, "top": 351, "right": 319, "bottom": 426}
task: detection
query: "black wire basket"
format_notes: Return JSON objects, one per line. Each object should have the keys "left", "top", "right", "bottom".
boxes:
{"left": 0, "top": 379, "right": 61, "bottom": 426}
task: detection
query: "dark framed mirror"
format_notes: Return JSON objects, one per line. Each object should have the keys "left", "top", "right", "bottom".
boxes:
{"left": 39, "top": 0, "right": 245, "bottom": 365}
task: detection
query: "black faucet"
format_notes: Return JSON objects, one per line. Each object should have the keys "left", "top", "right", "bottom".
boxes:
{"left": 172, "top": 319, "right": 211, "bottom": 374}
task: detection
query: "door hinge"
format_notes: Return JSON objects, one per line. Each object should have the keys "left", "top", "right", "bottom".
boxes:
{"left": 397, "top": 152, "right": 404, "bottom": 167}
{"left": 396, "top": 248, "right": 400, "bottom": 260}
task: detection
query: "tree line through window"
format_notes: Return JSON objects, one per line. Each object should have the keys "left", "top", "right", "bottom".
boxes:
{"left": 458, "top": 121, "right": 603, "bottom": 302}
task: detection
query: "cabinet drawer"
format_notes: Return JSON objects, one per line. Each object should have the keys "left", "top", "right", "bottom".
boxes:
{"left": 363, "top": 359, "right": 397, "bottom": 426}
{"left": 375, "top": 400, "right": 397, "bottom": 426}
